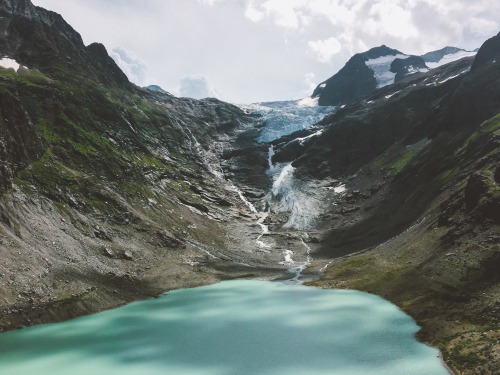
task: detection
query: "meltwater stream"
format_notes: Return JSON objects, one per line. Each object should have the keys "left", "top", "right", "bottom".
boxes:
{"left": 0, "top": 280, "right": 449, "bottom": 375}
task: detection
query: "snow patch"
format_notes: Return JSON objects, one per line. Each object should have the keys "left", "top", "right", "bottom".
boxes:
{"left": 426, "top": 50, "right": 477, "bottom": 69}
{"left": 365, "top": 54, "right": 408, "bottom": 88}
{"left": 333, "top": 184, "right": 346, "bottom": 194}
{"left": 0, "top": 58, "right": 20, "bottom": 71}
{"left": 385, "top": 90, "right": 402, "bottom": 99}
{"left": 295, "top": 129, "right": 323, "bottom": 145}
{"left": 437, "top": 70, "right": 469, "bottom": 84}
{"left": 407, "top": 66, "right": 429, "bottom": 74}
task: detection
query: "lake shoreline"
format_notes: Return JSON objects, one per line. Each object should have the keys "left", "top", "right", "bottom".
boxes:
{"left": 0, "top": 279, "right": 450, "bottom": 375}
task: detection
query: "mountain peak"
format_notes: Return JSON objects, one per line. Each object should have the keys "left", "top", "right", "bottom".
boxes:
{"left": 312, "top": 44, "right": 406, "bottom": 105}
{"left": 361, "top": 45, "right": 403, "bottom": 60}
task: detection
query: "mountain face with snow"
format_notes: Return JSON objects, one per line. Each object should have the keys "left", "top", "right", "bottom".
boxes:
{"left": 421, "top": 46, "right": 477, "bottom": 68}
{"left": 313, "top": 45, "right": 477, "bottom": 106}
{"left": 311, "top": 45, "right": 402, "bottom": 106}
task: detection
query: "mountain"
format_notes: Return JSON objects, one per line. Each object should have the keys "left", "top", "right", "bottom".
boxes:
{"left": 311, "top": 45, "right": 406, "bottom": 106}
{"left": 312, "top": 45, "right": 477, "bottom": 106}
{"left": 0, "top": 1, "right": 499, "bottom": 373}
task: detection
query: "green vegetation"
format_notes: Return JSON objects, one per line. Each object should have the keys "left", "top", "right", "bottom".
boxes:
{"left": 480, "top": 113, "right": 500, "bottom": 133}
{"left": 390, "top": 149, "right": 417, "bottom": 173}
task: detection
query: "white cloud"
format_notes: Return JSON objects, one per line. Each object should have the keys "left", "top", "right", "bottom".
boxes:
{"left": 197, "top": 0, "right": 227, "bottom": 6}
{"left": 468, "top": 17, "right": 499, "bottom": 37}
{"left": 245, "top": 2, "right": 265, "bottom": 22}
{"left": 366, "top": 1, "right": 419, "bottom": 39}
{"left": 245, "top": 0, "right": 311, "bottom": 29}
{"left": 178, "top": 75, "right": 219, "bottom": 99}
{"left": 308, "top": 37, "right": 341, "bottom": 63}
{"left": 302, "top": 72, "right": 317, "bottom": 95}
{"left": 109, "top": 47, "right": 148, "bottom": 85}
{"left": 242, "top": 0, "right": 500, "bottom": 57}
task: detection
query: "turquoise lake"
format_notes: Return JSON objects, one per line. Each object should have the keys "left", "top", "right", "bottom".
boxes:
{"left": 0, "top": 280, "right": 449, "bottom": 374}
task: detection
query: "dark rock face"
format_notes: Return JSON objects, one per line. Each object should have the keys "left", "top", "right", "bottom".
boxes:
{"left": 312, "top": 45, "right": 401, "bottom": 106}
{"left": 361, "top": 45, "right": 401, "bottom": 60}
{"left": 281, "top": 34, "right": 500, "bottom": 375}
{"left": 86, "top": 42, "right": 129, "bottom": 86}
{"left": 390, "top": 55, "right": 428, "bottom": 82}
{"left": 465, "top": 172, "right": 492, "bottom": 211}
{"left": 471, "top": 31, "right": 500, "bottom": 72}
{"left": 0, "top": 0, "right": 129, "bottom": 87}
{"left": 0, "top": 1, "right": 84, "bottom": 61}
{"left": 464, "top": 168, "right": 500, "bottom": 223}
{"left": 312, "top": 55, "right": 377, "bottom": 106}
{"left": 0, "top": 88, "right": 42, "bottom": 193}
{"left": 0, "top": 0, "right": 38, "bottom": 19}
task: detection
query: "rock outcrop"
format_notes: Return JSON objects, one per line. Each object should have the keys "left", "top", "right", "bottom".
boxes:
{"left": 390, "top": 55, "right": 428, "bottom": 82}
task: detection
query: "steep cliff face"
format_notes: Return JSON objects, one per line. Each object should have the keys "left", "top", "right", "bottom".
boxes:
{"left": 471, "top": 32, "right": 500, "bottom": 72}
{"left": 0, "top": 89, "right": 42, "bottom": 193}
{"left": 311, "top": 54, "right": 378, "bottom": 106}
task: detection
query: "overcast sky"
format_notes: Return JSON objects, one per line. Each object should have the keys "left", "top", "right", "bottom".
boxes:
{"left": 32, "top": 0, "right": 500, "bottom": 104}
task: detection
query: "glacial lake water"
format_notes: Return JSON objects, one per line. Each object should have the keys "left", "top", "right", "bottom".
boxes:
{"left": 0, "top": 280, "right": 449, "bottom": 375}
